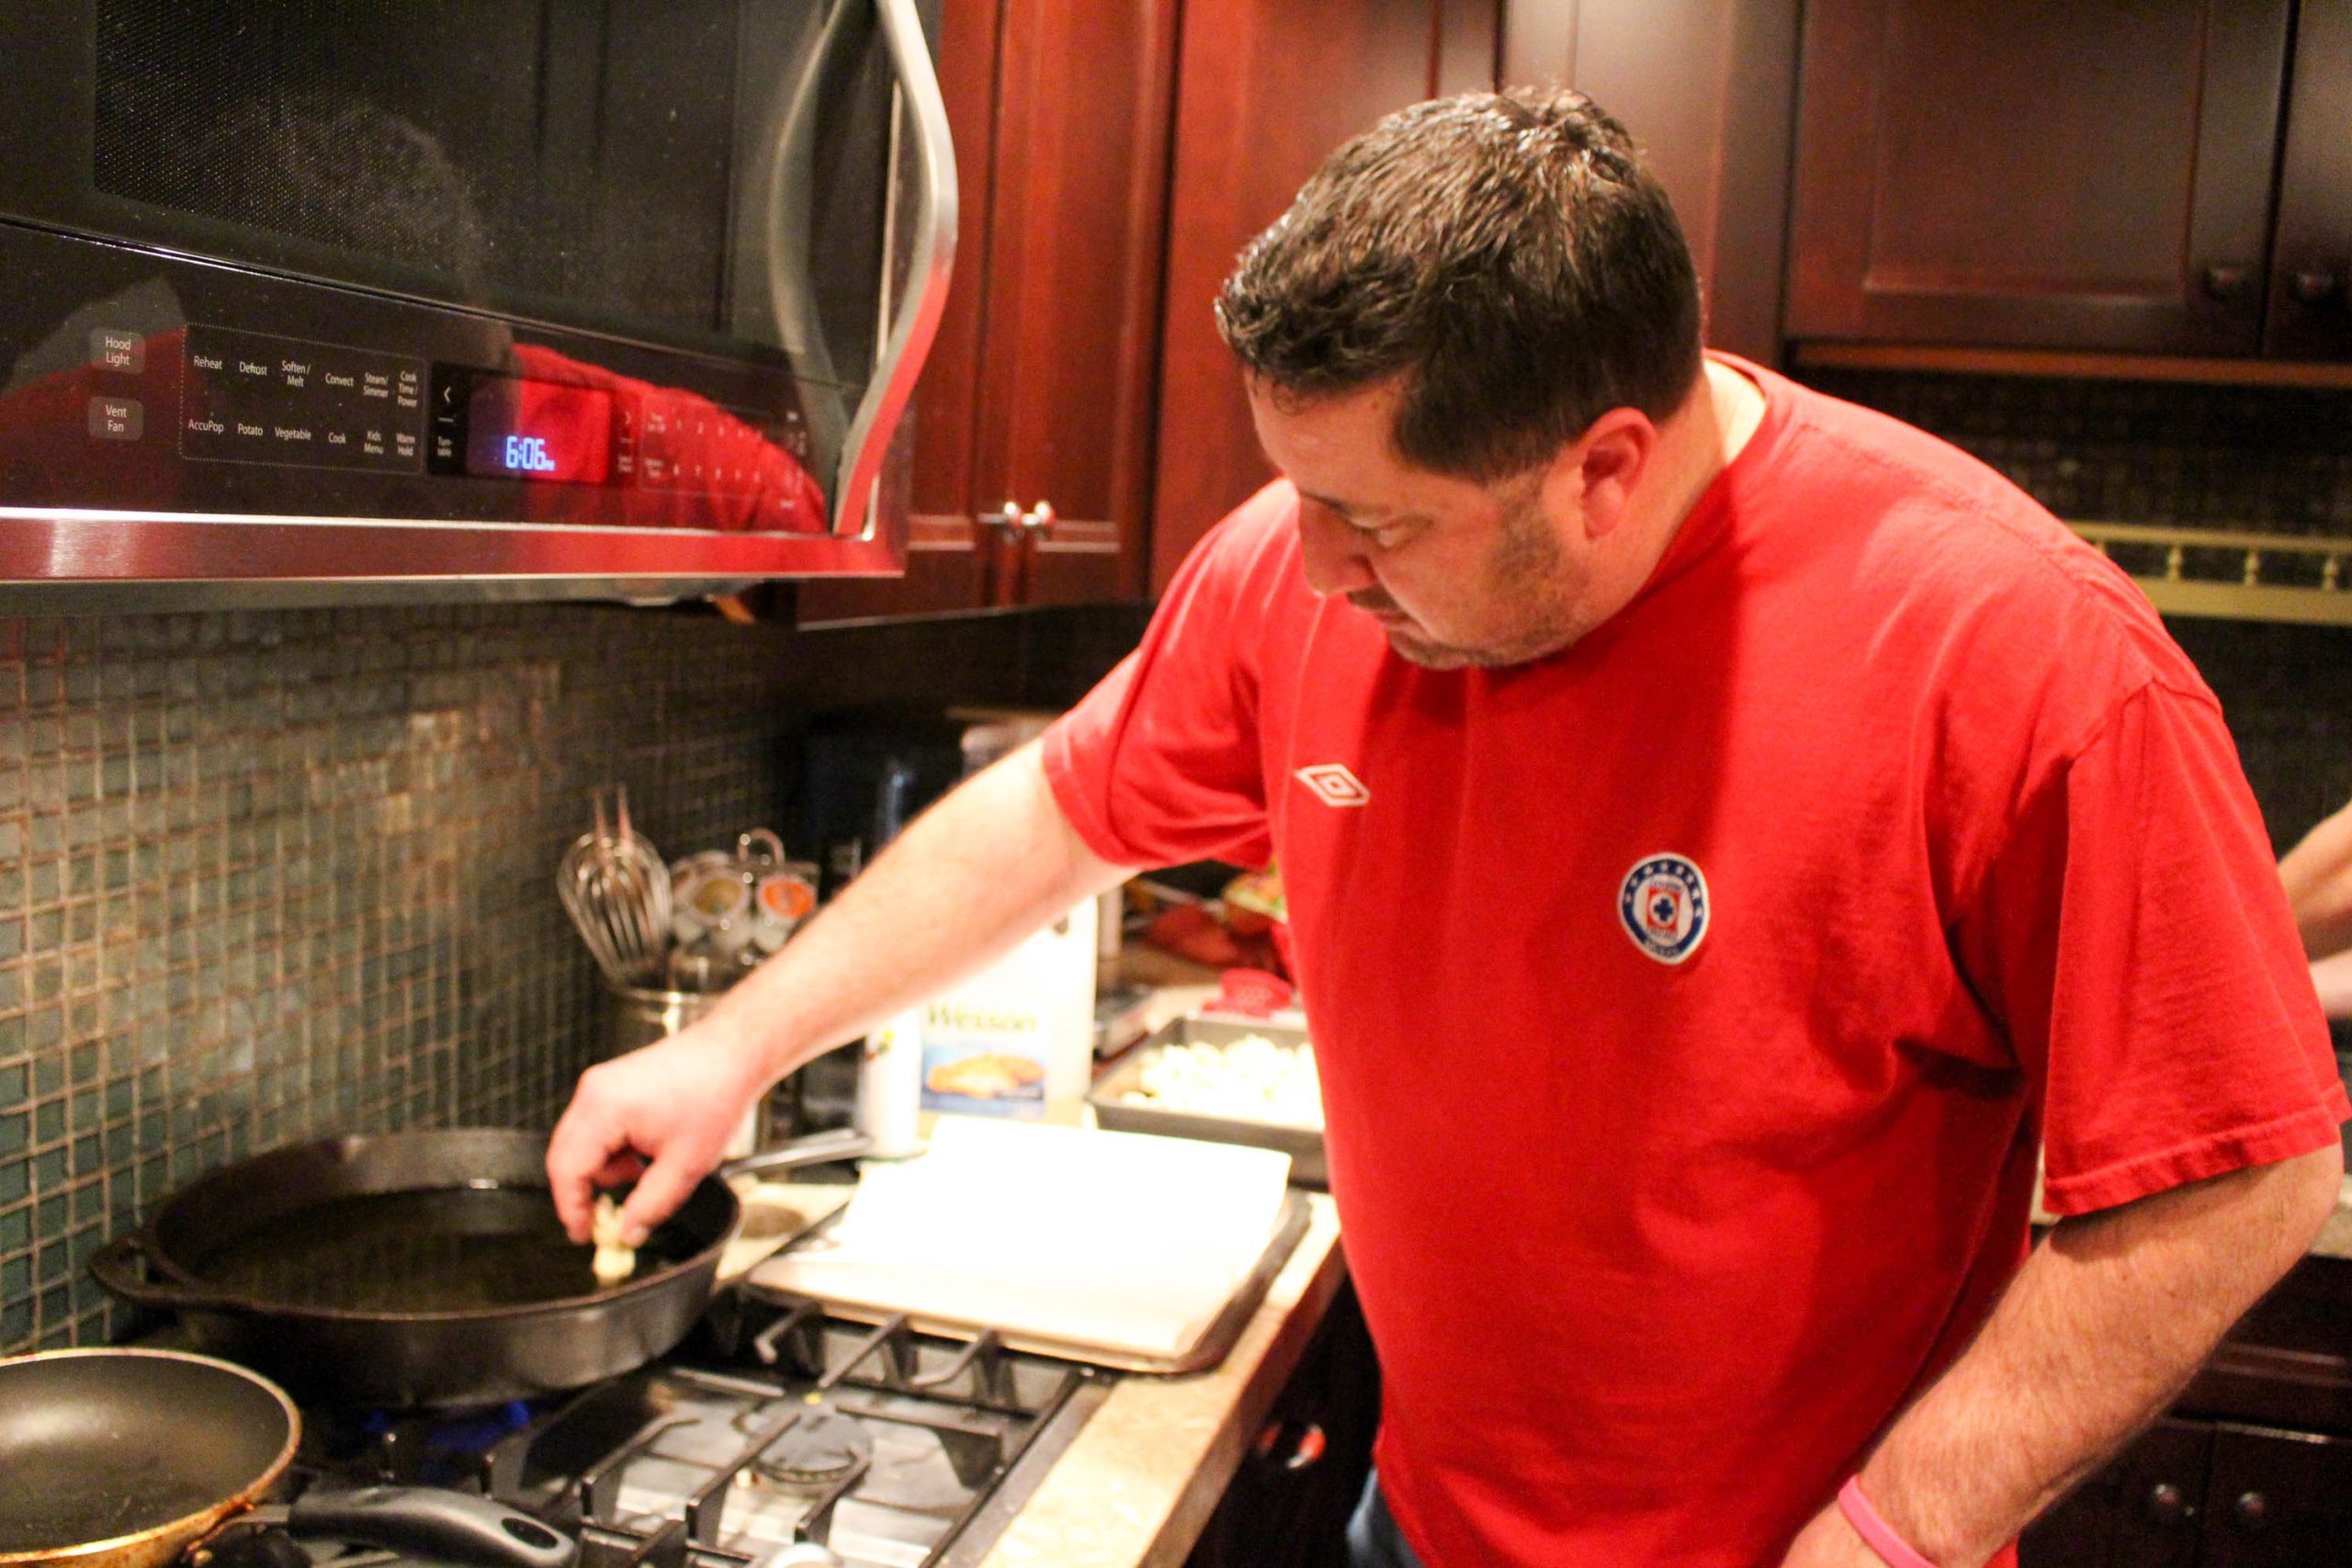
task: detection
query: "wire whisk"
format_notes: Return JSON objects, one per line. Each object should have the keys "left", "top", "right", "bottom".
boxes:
{"left": 557, "top": 784, "right": 673, "bottom": 987}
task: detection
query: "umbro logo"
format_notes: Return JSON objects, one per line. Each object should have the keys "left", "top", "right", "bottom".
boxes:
{"left": 1294, "top": 763, "right": 1370, "bottom": 807}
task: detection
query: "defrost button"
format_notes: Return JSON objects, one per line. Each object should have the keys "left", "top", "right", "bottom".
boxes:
{"left": 87, "top": 397, "right": 143, "bottom": 441}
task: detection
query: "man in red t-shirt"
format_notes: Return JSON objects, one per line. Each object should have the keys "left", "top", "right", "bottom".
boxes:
{"left": 549, "top": 89, "right": 2347, "bottom": 1567}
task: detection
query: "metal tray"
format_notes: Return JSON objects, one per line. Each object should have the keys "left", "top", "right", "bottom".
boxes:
{"left": 1088, "top": 1015, "right": 1326, "bottom": 1190}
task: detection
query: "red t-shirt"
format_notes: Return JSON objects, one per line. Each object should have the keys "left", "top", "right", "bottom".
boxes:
{"left": 1043, "top": 358, "right": 2347, "bottom": 1567}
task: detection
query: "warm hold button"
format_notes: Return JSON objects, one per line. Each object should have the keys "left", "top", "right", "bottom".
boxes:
{"left": 88, "top": 328, "right": 144, "bottom": 374}
{"left": 87, "top": 397, "right": 143, "bottom": 441}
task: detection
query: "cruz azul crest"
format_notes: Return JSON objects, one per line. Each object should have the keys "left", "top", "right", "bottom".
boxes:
{"left": 1618, "top": 853, "right": 1710, "bottom": 964}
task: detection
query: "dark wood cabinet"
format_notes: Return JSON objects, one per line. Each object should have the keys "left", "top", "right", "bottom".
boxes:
{"left": 2021, "top": 1417, "right": 2217, "bottom": 1568}
{"left": 1785, "top": 0, "right": 2330, "bottom": 359}
{"left": 808, "top": 0, "right": 1507, "bottom": 615}
{"left": 1504, "top": 0, "right": 1804, "bottom": 370}
{"left": 1185, "top": 1280, "right": 1383, "bottom": 1568}
{"left": 797, "top": 0, "right": 1176, "bottom": 623}
{"left": 2200, "top": 1424, "right": 2352, "bottom": 1566}
{"left": 2022, "top": 1419, "right": 2352, "bottom": 1568}
{"left": 2263, "top": 0, "right": 2352, "bottom": 360}
{"left": 1146, "top": 0, "right": 1498, "bottom": 592}
{"left": 2021, "top": 1255, "right": 2352, "bottom": 1568}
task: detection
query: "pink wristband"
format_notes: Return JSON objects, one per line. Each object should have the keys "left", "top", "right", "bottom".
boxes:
{"left": 1837, "top": 1477, "right": 1940, "bottom": 1568}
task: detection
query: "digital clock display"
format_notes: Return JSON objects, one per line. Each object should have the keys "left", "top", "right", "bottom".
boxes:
{"left": 463, "top": 376, "right": 614, "bottom": 483}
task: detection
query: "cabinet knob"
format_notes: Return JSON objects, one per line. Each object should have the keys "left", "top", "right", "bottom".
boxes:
{"left": 1018, "top": 500, "right": 1057, "bottom": 533}
{"left": 976, "top": 501, "right": 1022, "bottom": 530}
{"left": 1250, "top": 1417, "right": 1328, "bottom": 1472}
{"left": 2232, "top": 1490, "right": 2268, "bottom": 1531}
{"left": 2292, "top": 267, "right": 2341, "bottom": 306}
{"left": 2203, "top": 264, "right": 2251, "bottom": 302}
{"left": 2142, "top": 1482, "right": 2192, "bottom": 1528}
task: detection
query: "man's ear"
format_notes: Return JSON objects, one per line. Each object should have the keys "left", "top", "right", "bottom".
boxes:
{"left": 1551, "top": 409, "right": 1657, "bottom": 541}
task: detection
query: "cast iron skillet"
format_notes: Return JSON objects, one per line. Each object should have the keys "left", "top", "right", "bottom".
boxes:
{"left": 88, "top": 1126, "right": 865, "bottom": 1409}
{"left": 0, "top": 1348, "right": 580, "bottom": 1568}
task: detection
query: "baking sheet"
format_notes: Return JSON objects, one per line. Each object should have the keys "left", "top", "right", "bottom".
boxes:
{"left": 1088, "top": 1015, "right": 1327, "bottom": 1189}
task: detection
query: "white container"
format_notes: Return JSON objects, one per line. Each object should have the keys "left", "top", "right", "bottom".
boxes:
{"left": 910, "top": 897, "right": 1099, "bottom": 1125}
{"left": 856, "top": 1005, "right": 929, "bottom": 1158}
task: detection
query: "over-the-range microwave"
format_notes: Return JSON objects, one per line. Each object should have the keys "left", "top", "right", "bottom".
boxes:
{"left": 0, "top": 0, "right": 954, "bottom": 609}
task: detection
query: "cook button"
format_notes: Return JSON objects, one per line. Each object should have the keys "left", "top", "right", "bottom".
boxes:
{"left": 87, "top": 397, "right": 143, "bottom": 441}
{"left": 87, "top": 328, "right": 144, "bottom": 374}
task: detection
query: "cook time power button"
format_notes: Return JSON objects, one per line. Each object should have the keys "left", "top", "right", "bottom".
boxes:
{"left": 179, "top": 324, "right": 425, "bottom": 473}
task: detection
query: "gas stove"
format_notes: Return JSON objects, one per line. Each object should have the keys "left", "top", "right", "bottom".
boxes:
{"left": 273, "top": 1287, "right": 1110, "bottom": 1568}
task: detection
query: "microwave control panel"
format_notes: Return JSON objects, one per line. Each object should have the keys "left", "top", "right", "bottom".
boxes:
{"left": 179, "top": 324, "right": 427, "bottom": 475}
{"left": 0, "top": 220, "right": 832, "bottom": 541}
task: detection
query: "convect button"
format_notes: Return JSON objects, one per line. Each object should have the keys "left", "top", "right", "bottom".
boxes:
{"left": 88, "top": 328, "right": 144, "bottom": 374}
{"left": 86, "top": 397, "right": 142, "bottom": 441}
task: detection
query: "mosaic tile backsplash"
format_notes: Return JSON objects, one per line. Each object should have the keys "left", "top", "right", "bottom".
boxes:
{"left": 1800, "top": 367, "right": 2352, "bottom": 539}
{"left": 0, "top": 600, "right": 1142, "bottom": 1353}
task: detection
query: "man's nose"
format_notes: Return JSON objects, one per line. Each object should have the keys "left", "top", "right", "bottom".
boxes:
{"left": 1296, "top": 502, "right": 1375, "bottom": 597}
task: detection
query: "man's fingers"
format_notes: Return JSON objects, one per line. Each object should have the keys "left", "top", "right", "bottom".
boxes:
{"left": 617, "top": 1153, "right": 710, "bottom": 1247}
{"left": 595, "top": 1151, "right": 650, "bottom": 1188}
{"left": 547, "top": 1107, "right": 632, "bottom": 1244}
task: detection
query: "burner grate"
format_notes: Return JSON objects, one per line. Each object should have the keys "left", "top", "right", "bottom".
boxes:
{"left": 282, "top": 1293, "right": 1102, "bottom": 1568}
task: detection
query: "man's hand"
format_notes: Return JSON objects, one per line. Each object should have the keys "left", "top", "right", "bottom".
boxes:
{"left": 1781, "top": 1505, "right": 1891, "bottom": 1568}
{"left": 1793, "top": 1142, "right": 2343, "bottom": 1568}
{"left": 547, "top": 1010, "right": 774, "bottom": 1246}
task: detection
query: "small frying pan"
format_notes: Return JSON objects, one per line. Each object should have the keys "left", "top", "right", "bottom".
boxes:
{"left": 0, "top": 1348, "right": 576, "bottom": 1568}
{"left": 0, "top": 1348, "right": 295, "bottom": 1568}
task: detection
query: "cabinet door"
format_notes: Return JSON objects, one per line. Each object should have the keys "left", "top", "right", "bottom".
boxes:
{"left": 1505, "top": 0, "right": 1803, "bottom": 368}
{"left": 2019, "top": 1416, "right": 2211, "bottom": 1568}
{"left": 1148, "top": 0, "right": 1498, "bottom": 593}
{"left": 797, "top": 0, "right": 1006, "bottom": 625}
{"left": 2265, "top": 0, "right": 2352, "bottom": 359}
{"left": 970, "top": 0, "right": 1180, "bottom": 607}
{"left": 1185, "top": 1280, "right": 1382, "bottom": 1568}
{"left": 2200, "top": 1423, "right": 2352, "bottom": 1567}
{"left": 1786, "top": 0, "right": 2291, "bottom": 356}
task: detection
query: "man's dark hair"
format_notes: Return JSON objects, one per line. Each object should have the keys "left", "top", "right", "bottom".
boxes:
{"left": 1216, "top": 88, "right": 1703, "bottom": 481}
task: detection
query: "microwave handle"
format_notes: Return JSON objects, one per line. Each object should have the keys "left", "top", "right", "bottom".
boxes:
{"left": 842, "top": 0, "right": 958, "bottom": 536}
{"left": 763, "top": 0, "right": 958, "bottom": 539}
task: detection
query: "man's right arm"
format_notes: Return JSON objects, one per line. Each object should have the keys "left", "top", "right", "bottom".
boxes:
{"left": 547, "top": 739, "right": 1138, "bottom": 1242}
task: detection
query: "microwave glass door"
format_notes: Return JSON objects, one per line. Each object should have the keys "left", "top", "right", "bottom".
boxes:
{"left": 71, "top": 0, "right": 891, "bottom": 372}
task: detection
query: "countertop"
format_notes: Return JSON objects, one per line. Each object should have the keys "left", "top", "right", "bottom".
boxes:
{"left": 975, "top": 1191, "right": 1346, "bottom": 1568}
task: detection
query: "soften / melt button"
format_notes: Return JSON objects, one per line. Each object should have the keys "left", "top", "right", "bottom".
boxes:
{"left": 86, "top": 397, "right": 143, "bottom": 441}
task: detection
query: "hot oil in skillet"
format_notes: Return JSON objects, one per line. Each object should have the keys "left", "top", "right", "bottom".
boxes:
{"left": 193, "top": 1188, "right": 700, "bottom": 1311}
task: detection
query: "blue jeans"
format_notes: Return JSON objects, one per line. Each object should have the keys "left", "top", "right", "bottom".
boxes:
{"left": 1346, "top": 1469, "right": 1429, "bottom": 1568}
